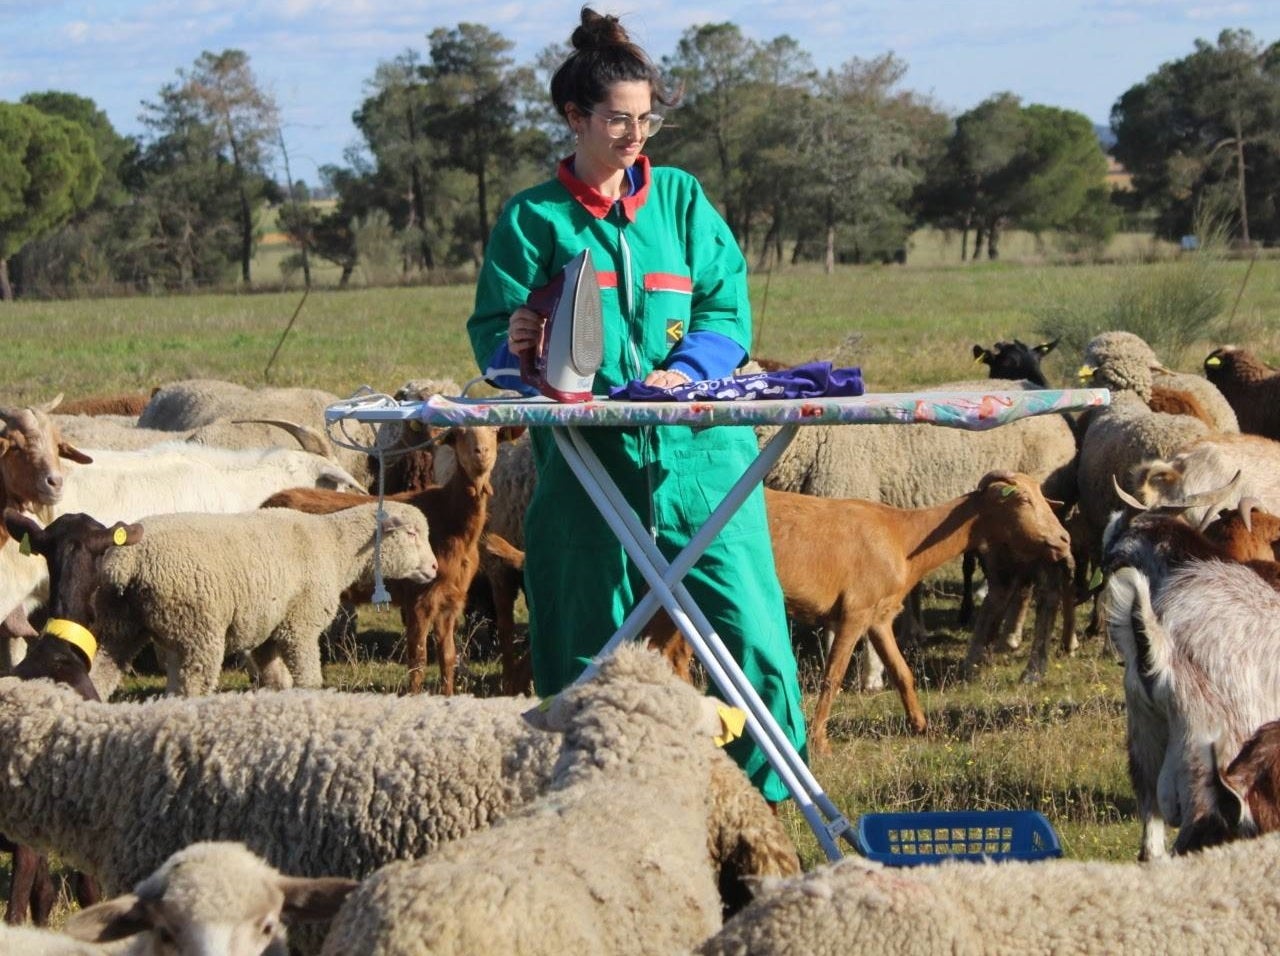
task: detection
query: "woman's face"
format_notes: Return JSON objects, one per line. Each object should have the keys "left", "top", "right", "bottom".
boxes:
{"left": 569, "top": 79, "right": 653, "bottom": 177}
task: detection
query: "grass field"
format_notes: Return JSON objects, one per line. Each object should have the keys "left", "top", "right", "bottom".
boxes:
{"left": 6, "top": 249, "right": 1280, "bottom": 907}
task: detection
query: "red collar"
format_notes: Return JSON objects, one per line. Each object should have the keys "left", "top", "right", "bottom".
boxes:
{"left": 557, "top": 155, "right": 651, "bottom": 222}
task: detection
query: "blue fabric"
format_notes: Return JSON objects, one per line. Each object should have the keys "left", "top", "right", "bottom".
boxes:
{"left": 664, "top": 330, "right": 747, "bottom": 382}
{"left": 483, "top": 341, "right": 541, "bottom": 396}
{"left": 609, "top": 361, "right": 865, "bottom": 401}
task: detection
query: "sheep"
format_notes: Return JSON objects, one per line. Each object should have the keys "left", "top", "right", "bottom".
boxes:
{"left": 61, "top": 841, "right": 357, "bottom": 956}
{"left": 696, "top": 832, "right": 1280, "bottom": 955}
{"left": 0, "top": 924, "right": 108, "bottom": 954}
{"left": 972, "top": 337, "right": 1058, "bottom": 387}
{"left": 260, "top": 425, "right": 518, "bottom": 694}
{"left": 0, "top": 673, "right": 786, "bottom": 953}
{"left": 1130, "top": 433, "right": 1280, "bottom": 530}
{"left": 1203, "top": 345, "right": 1280, "bottom": 439}
{"left": 84, "top": 502, "right": 437, "bottom": 698}
{"left": 653, "top": 471, "right": 1072, "bottom": 754}
{"left": 0, "top": 678, "right": 562, "bottom": 906}
{"left": 136, "top": 379, "right": 376, "bottom": 487}
{"left": 319, "top": 644, "right": 800, "bottom": 956}
{"left": 1073, "top": 332, "right": 1217, "bottom": 617}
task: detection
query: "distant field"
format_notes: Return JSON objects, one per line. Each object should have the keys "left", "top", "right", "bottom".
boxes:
{"left": 6, "top": 252, "right": 1280, "bottom": 888}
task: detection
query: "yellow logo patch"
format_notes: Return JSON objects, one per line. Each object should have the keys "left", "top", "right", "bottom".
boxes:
{"left": 666, "top": 319, "right": 684, "bottom": 344}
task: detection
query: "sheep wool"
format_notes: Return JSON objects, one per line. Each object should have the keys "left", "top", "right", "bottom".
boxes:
{"left": 0, "top": 677, "right": 560, "bottom": 904}
{"left": 88, "top": 501, "right": 435, "bottom": 697}
{"left": 699, "top": 833, "right": 1280, "bottom": 955}
{"left": 320, "top": 645, "right": 798, "bottom": 956}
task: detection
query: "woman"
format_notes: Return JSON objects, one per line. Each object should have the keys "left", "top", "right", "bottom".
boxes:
{"left": 467, "top": 7, "right": 806, "bottom": 801}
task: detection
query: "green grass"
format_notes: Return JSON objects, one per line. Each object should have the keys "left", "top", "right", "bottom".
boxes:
{"left": 6, "top": 248, "right": 1280, "bottom": 917}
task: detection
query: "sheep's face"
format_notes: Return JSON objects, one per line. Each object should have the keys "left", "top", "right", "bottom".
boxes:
{"left": 64, "top": 842, "right": 357, "bottom": 956}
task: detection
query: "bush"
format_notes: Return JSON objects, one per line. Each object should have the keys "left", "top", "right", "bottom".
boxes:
{"left": 1031, "top": 214, "right": 1233, "bottom": 364}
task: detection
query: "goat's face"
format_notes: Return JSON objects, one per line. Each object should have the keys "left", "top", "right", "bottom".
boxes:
{"left": 0, "top": 400, "right": 92, "bottom": 508}
{"left": 4, "top": 509, "right": 143, "bottom": 625}
{"left": 972, "top": 338, "right": 1054, "bottom": 387}
{"left": 975, "top": 472, "right": 1072, "bottom": 563}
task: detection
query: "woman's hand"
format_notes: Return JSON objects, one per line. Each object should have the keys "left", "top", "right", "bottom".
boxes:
{"left": 643, "top": 369, "right": 692, "bottom": 389}
{"left": 507, "top": 306, "right": 545, "bottom": 357}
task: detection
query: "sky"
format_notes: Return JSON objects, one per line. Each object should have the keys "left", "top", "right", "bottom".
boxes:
{"left": 3, "top": 1, "right": 1279, "bottom": 186}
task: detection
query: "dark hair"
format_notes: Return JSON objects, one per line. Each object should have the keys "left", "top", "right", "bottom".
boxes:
{"left": 549, "top": 7, "right": 677, "bottom": 117}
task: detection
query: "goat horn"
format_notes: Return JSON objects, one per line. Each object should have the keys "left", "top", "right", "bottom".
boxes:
{"left": 36, "top": 393, "right": 64, "bottom": 414}
{"left": 1111, "top": 475, "right": 1148, "bottom": 511}
{"left": 1235, "top": 496, "right": 1262, "bottom": 533}
{"left": 231, "top": 419, "right": 331, "bottom": 458}
{"left": 1166, "top": 470, "right": 1244, "bottom": 510}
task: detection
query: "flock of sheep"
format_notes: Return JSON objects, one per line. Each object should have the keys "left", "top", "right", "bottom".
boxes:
{"left": 2, "top": 336, "right": 1280, "bottom": 953}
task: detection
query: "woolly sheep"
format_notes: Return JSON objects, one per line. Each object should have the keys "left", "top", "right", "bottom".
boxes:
{"left": 85, "top": 502, "right": 437, "bottom": 698}
{"left": 1075, "top": 332, "right": 1215, "bottom": 565}
{"left": 0, "top": 670, "right": 782, "bottom": 953}
{"left": 137, "top": 380, "right": 377, "bottom": 489}
{"left": 698, "top": 833, "right": 1280, "bottom": 955}
{"left": 319, "top": 645, "right": 799, "bottom": 956}
{"left": 0, "top": 924, "right": 107, "bottom": 954}
{"left": 63, "top": 841, "right": 356, "bottom": 956}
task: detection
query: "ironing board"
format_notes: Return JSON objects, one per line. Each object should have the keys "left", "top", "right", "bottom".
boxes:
{"left": 325, "top": 387, "right": 1109, "bottom": 860}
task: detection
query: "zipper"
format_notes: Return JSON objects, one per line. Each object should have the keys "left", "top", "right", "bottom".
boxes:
{"left": 615, "top": 211, "right": 657, "bottom": 540}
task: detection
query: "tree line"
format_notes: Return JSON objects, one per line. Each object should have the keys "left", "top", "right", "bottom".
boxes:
{"left": 1, "top": 25, "right": 1276, "bottom": 300}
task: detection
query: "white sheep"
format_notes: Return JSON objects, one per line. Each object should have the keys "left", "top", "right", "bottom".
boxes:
{"left": 1075, "top": 331, "right": 1216, "bottom": 581}
{"left": 137, "top": 379, "right": 377, "bottom": 489}
{"left": 87, "top": 501, "right": 437, "bottom": 697}
{"left": 0, "top": 673, "right": 782, "bottom": 954}
{"left": 698, "top": 832, "right": 1280, "bottom": 955}
{"left": 319, "top": 644, "right": 799, "bottom": 956}
{"left": 61, "top": 841, "right": 356, "bottom": 956}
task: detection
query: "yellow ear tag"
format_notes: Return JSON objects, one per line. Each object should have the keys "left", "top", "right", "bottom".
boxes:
{"left": 537, "top": 695, "right": 554, "bottom": 712}
{"left": 1088, "top": 566, "right": 1105, "bottom": 592}
{"left": 113, "top": 526, "right": 128, "bottom": 546}
{"left": 18, "top": 534, "right": 32, "bottom": 556}
{"left": 1000, "top": 485, "right": 1016, "bottom": 498}
{"left": 714, "top": 705, "right": 747, "bottom": 748}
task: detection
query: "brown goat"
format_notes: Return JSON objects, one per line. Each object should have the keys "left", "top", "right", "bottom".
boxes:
{"left": 56, "top": 390, "right": 155, "bottom": 417}
{"left": 261, "top": 426, "right": 520, "bottom": 694}
{"left": 1, "top": 509, "right": 144, "bottom": 925}
{"left": 1203, "top": 502, "right": 1280, "bottom": 563}
{"left": 654, "top": 471, "right": 1072, "bottom": 755}
{"left": 1204, "top": 346, "right": 1280, "bottom": 439}
{"left": 1174, "top": 721, "right": 1280, "bottom": 855}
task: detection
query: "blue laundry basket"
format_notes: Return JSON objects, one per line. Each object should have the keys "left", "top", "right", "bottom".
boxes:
{"left": 855, "top": 810, "right": 1062, "bottom": 866}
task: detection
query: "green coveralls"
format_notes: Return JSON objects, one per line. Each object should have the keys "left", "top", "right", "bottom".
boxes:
{"left": 467, "top": 156, "right": 807, "bottom": 800}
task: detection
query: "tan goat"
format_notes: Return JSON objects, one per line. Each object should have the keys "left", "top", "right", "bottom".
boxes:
{"left": 655, "top": 470, "right": 1072, "bottom": 755}
{"left": 262, "top": 425, "right": 521, "bottom": 694}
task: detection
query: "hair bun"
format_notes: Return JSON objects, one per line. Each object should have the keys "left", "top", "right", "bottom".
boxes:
{"left": 571, "top": 7, "right": 630, "bottom": 51}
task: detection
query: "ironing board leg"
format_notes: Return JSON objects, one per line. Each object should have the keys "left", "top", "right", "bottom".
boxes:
{"left": 554, "top": 426, "right": 854, "bottom": 859}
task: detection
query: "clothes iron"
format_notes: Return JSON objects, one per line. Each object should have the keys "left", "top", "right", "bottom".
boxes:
{"left": 520, "top": 249, "right": 604, "bottom": 403}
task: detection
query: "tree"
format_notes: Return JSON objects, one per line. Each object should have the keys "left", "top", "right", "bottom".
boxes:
{"left": 0, "top": 102, "right": 101, "bottom": 300}
{"left": 920, "top": 95, "right": 1114, "bottom": 259}
{"left": 422, "top": 24, "right": 532, "bottom": 257}
{"left": 791, "top": 56, "right": 927, "bottom": 271}
{"left": 352, "top": 50, "right": 438, "bottom": 269}
{"left": 1112, "top": 29, "right": 1280, "bottom": 244}
{"left": 177, "top": 50, "right": 280, "bottom": 281}
{"left": 128, "top": 82, "right": 245, "bottom": 289}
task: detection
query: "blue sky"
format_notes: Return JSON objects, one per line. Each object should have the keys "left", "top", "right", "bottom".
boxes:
{"left": 3, "top": 1, "right": 1278, "bottom": 185}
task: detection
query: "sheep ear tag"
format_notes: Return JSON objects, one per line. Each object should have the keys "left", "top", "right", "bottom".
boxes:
{"left": 113, "top": 526, "right": 128, "bottom": 546}
{"left": 18, "top": 534, "right": 31, "bottom": 556}
{"left": 1087, "top": 566, "right": 1105, "bottom": 592}
{"left": 714, "top": 705, "right": 747, "bottom": 748}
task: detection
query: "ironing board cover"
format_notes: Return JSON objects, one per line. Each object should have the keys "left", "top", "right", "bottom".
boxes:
{"left": 324, "top": 388, "right": 1109, "bottom": 430}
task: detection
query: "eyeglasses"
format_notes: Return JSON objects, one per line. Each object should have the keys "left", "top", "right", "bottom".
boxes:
{"left": 584, "top": 108, "right": 664, "bottom": 139}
